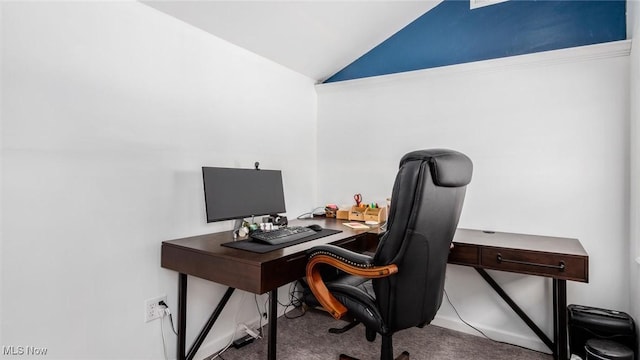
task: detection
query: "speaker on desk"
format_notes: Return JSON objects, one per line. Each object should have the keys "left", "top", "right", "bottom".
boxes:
{"left": 263, "top": 215, "right": 288, "bottom": 227}
{"left": 568, "top": 304, "right": 637, "bottom": 360}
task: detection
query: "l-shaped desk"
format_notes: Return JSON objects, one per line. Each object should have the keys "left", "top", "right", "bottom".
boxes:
{"left": 161, "top": 218, "right": 588, "bottom": 360}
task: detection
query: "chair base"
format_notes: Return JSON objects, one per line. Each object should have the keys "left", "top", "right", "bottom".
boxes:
{"left": 338, "top": 351, "right": 410, "bottom": 360}
{"left": 329, "top": 319, "right": 360, "bottom": 334}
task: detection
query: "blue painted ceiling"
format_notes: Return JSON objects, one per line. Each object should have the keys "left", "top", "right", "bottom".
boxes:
{"left": 325, "top": 0, "right": 626, "bottom": 83}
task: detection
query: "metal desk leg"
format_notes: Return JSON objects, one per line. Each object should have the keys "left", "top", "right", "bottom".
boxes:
{"left": 178, "top": 273, "right": 188, "bottom": 360}
{"left": 176, "top": 273, "right": 236, "bottom": 360}
{"left": 475, "top": 268, "right": 554, "bottom": 350}
{"left": 268, "top": 288, "right": 278, "bottom": 360}
{"left": 186, "top": 287, "right": 235, "bottom": 360}
{"left": 553, "top": 279, "right": 568, "bottom": 360}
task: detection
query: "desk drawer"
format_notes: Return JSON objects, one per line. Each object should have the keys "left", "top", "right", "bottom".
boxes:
{"left": 336, "top": 233, "right": 378, "bottom": 253}
{"left": 262, "top": 254, "right": 308, "bottom": 293}
{"left": 448, "top": 244, "right": 479, "bottom": 266}
{"left": 481, "top": 248, "right": 587, "bottom": 281}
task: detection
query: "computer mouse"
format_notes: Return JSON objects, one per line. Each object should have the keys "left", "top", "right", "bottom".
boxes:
{"left": 307, "top": 224, "right": 323, "bottom": 232}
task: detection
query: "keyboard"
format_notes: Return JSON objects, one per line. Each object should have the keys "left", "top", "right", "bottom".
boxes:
{"left": 250, "top": 226, "right": 316, "bottom": 245}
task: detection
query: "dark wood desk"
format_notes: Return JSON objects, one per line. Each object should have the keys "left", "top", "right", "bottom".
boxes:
{"left": 161, "top": 219, "right": 588, "bottom": 360}
{"left": 162, "top": 219, "right": 375, "bottom": 360}
{"left": 449, "top": 229, "right": 588, "bottom": 360}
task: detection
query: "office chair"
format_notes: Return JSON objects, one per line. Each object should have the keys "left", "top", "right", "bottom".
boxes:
{"left": 305, "top": 149, "right": 472, "bottom": 360}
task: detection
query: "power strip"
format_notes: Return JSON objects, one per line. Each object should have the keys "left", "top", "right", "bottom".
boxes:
{"left": 232, "top": 334, "right": 255, "bottom": 349}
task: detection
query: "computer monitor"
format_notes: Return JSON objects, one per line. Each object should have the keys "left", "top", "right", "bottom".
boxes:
{"left": 202, "top": 167, "right": 286, "bottom": 223}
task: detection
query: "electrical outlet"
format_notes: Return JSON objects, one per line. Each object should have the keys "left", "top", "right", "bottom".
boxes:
{"left": 144, "top": 295, "right": 167, "bottom": 322}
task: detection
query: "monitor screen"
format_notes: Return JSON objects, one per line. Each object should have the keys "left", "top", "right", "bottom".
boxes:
{"left": 202, "top": 167, "right": 286, "bottom": 223}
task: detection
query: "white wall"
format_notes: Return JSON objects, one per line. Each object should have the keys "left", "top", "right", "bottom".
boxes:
{"left": 1, "top": 2, "right": 316, "bottom": 359}
{"left": 628, "top": 0, "right": 640, "bottom": 341}
{"left": 316, "top": 41, "right": 631, "bottom": 352}
{"left": 0, "top": 1, "right": 4, "bottom": 350}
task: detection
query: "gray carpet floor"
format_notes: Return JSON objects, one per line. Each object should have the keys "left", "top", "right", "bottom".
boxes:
{"left": 217, "top": 308, "right": 553, "bottom": 360}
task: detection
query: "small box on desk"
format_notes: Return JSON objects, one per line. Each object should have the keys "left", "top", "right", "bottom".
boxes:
{"left": 325, "top": 209, "right": 337, "bottom": 218}
{"left": 348, "top": 206, "right": 367, "bottom": 221}
{"left": 344, "top": 206, "right": 387, "bottom": 222}
{"left": 364, "top": 207, "right": 386, "bottom": 223}
{"left": 336, "top": 209, "right": 350, "bottom": 220}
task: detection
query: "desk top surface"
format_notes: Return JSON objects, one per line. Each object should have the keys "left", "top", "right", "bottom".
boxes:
{"left": 163, "top": 217, "right": 587, "bottom": 261}
{"left": 454, "top": 228, "right": 587, "bottom": 257}
{"left": 162, "top": 217, "right": 589, "bottom": 291}
{"left": 162, "top": 218, "right": 372, "bottom": 265}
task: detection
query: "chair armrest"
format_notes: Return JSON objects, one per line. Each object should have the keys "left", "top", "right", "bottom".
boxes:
{"left": 305, "top": 244, "right": 398, "bottom": 319}
{"left": 308, "top": 244, "right": 375, "bottom": 268}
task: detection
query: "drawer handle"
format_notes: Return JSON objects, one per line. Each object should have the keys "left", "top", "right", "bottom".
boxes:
{"left": 497, "top": 253, "right": 565, "bottom": 272}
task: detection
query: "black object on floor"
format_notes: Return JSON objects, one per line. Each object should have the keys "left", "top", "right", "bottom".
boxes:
{"left": 568, "top": 304, "right": 637, "bottom": 360}
{"left": 233, "top": 334, "right": 255, "bottom": 349}
{"left": 585, "top": 339, "right": 634, "bottom": 360}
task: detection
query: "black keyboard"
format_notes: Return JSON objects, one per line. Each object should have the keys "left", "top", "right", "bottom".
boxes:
{"left": 250, "top": 226, "right": 316, "bottom": 245}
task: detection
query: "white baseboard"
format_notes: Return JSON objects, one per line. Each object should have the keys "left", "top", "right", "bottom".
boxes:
{"left": 431, "top": 315, "right": 552, "bottom": 354}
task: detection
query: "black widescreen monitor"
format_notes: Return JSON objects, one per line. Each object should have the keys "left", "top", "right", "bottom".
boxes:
{"left": 202, "top": 167, "right": 286, "bottom": 223}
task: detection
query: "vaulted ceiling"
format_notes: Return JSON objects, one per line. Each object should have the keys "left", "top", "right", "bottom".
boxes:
{"left": 143, "top": 0, "right": 627, "bottom": 83}
{"left": 143, "top": 1, "right": 442, "bottom": 82}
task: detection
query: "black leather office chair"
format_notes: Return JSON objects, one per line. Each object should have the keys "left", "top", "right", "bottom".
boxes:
{"left": 305, "top": 149, "right": 473, "bottom": 360}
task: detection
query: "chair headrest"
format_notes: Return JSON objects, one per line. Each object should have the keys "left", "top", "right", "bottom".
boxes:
{"left": 400, "top": 149, "right": 472, "bottom": 187}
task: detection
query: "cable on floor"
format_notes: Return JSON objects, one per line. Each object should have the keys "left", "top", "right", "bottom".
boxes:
{"left": 158, "top": 293, "right": 247, "bottom": 360}
{"left": 208, "top": 291, "right": 248, "bottom": 359}
{"left": 254, "top": 294, "right": 267, "bottom": 338}
{"left": 443, "top": 288, "right": 550, "bottom": 355}
{"left": 161, "top": 316, "right": 169, "bottom": 360}
{"left": 278, "top": 281, "right": 306, "bottom": 319}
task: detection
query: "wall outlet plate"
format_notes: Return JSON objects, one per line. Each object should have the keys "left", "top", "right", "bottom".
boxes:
{"left": 144, "top": 295, "right": 167, "bottom": 322}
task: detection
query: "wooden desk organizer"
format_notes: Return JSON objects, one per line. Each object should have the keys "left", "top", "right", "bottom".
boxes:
{"left": 336, "top": 209, "right": 350, "bottom": 220}
{"left": 348, "top": 206, "right": 367, "bottom": 221}
{"left": 343, "top": 206, "right": 387, "bottom": 222}
{"left": 364, "top": 207, "right": 386, "bottom": 223}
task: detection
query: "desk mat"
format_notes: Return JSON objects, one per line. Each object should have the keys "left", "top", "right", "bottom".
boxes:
{"left": 221, "top": 229, "right": 342, "bottom": 254}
